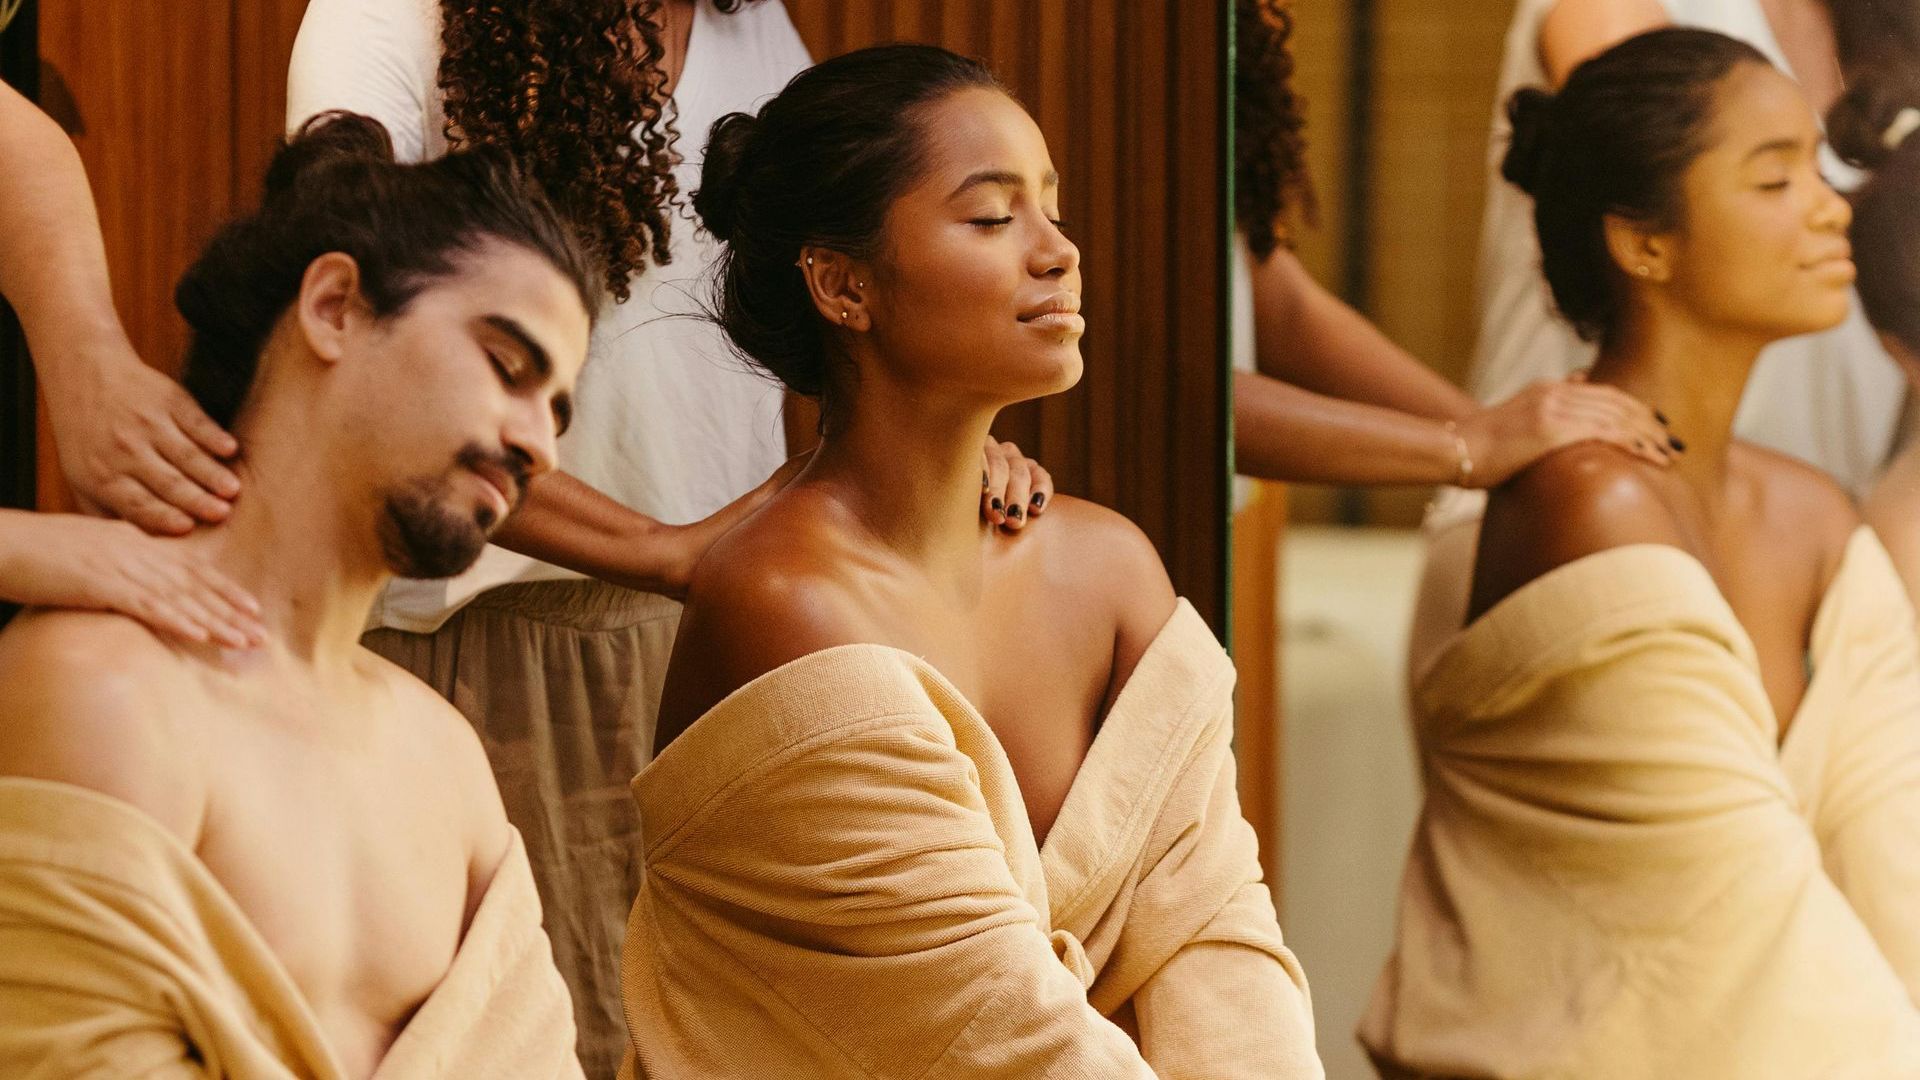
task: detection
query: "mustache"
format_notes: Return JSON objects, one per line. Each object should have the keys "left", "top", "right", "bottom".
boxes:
{"left": 456, "top": 443, "right": 533, "bottom": 510}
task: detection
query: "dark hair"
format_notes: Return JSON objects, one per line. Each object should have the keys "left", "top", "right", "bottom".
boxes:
{"left": 1502, "top": 28, "right": 1769, "bottom": 343}
{"left": 1235, "top": 0, "right": 1316, "bottom": 262}
{"left": 177, "top": 111, "right": 598, "bottom": 429}
{"left": 694, "top": 44, "right": 1003, "bottom": 418}
{"left": 1829, "top": 52, "right": 1920, "bottom": 353}
{"left": 437, "top": 0, "right": 769, "bottom": 303}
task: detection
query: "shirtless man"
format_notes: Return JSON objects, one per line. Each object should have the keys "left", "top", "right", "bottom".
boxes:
{"left": 0, "top": 113, "right": 592, "bottom": 1078}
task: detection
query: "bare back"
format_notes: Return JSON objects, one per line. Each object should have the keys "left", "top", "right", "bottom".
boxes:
{"left": 654, "top": 490, "right": 1178, "bottom": 846}
{"left": 1470, "top": 442, "right": 1859, "bottom": 734}
{"left": 0, "top": 610, "right": 510, "bottom": 1078}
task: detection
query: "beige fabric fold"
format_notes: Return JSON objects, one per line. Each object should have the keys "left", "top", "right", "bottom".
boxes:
{"left": 0, "top": 777, "right": 584, "bottom": 1079}
{"left": 1363, "top": 527, "right": 1920, "bottom": 1078}
{"left": 621, "top": 599, "right": 1322, "bottom": 1078}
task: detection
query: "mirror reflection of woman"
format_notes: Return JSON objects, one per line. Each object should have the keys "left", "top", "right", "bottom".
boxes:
{"left": 623, "top": 45, "right": 1324, "bottom": 1079}
{"left": 1410, "top": 0, "right": 1908, "bottom": 685}
{"left": 1366, "top": 30, "right": 1920, "bottom": 1078}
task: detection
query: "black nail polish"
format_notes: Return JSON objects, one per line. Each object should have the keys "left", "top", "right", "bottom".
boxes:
{"left": 1008, "top": 505, "right": 1024, "bottom": 520}
{"left": 1669, "top": 436, "right": 1686, "bottom": 453}
{"left": 1031, "top": 493, "right": 1046, "bottom": 510}
{"left": 991, "top": 498, "right": 1004, "bottom": 512}
{"left": 1655, "top": 409, "right": 1670, "bottom": 426}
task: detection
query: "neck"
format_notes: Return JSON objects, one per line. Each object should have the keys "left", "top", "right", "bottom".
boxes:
{"left": 182, "top": 402, "right": 390, "bottom": 673}
{"left": 804, "top": 375, "right": 999, "bottom": 593}
{"left": 1588, "top": 305, "right": 1768, "bottom": 495}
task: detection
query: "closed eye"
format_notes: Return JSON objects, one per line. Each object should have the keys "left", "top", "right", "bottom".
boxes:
{"left": 487, "top": 352, "right": 521, "bottom": 384}
{"left": 970, "top": 216, "right": 1015, "bottom": 229}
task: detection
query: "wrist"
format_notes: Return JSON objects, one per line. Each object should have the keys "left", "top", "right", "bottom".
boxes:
{"left": 1439, "top": 420, "right": 1479, "bottom": 489}
{"left": 27, "top": 323, "right": 139, "bottom": 393}
{"left": 617, "top": 517, "right": 699, "bottom": 598}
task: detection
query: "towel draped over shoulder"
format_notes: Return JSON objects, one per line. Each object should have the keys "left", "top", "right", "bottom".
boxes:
{"left": 622, "top": 599, "right": 1323, "bottom": 1079}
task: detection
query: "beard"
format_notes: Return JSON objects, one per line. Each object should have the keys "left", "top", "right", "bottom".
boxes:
{"left": 375, "top": 445, "right": 528, "bottom": 579}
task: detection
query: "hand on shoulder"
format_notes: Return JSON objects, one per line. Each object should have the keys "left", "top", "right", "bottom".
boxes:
{"left": 1470, "top": 443, "right": 1687, "bottom": 621}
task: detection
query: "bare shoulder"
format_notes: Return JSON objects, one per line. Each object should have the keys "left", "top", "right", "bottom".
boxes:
{"left": 1020, "top": 497, "right": 1180, "bottom": 703}
{"left": 654, "top": 496, "right": 877, "bottom": 749}
{"left": 1027, "top": 495, "right": 1176, "bottom": 631}
{"left": 1538, "top": 0, "right": 1669, "bottom": 86}
{"left": 0, "top": 609, "right": 207, "bottom": 839}
{"left": 1470, "top": 443, "right": 1689, "bottom": 621}
{"left": 1733, "top": 441, "right": 1861, "bottom": 574}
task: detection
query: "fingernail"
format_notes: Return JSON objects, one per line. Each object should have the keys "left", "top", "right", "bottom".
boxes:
{"left": 991, "top": 498, "right": 1004, "bottom": 512}
{"left": 1030, "top": 493, "right": 1046, "bottom": 509}
{"left": 982, "top": 470, "right": 989, "bottom": 489}
{"left": 1655, "top": 410, "right": 1670, "bottom": 426}
{"left": 1669, "top": 436, "right": 1686, "bottom": 453}
{"left": 1008, "top": 505, "right": 1024, "bottom": 520}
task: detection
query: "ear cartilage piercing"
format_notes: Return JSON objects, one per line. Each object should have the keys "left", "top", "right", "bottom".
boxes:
{"left": 1636, "top": 265, "right": 1651, "bottom": 277}
{"left": 841, "top": 310, "right": 849, "bottom": 319}
{"left": 806, "top": 256, "right": 815, "bottom": 266}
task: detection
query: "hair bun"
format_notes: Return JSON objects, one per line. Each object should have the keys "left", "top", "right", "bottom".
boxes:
{"left": 1501, "top": 86, "right": 1558, "bottom": 196}
{"left": 264, "top": 111, "right": 397, "bottom": 201}
{"left": 694, "top": 111, "right": 759, "bottom": 242}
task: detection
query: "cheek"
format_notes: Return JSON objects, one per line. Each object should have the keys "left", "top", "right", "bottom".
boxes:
{"left": 884, "top": 245, "right": 1016, "bottom": 344}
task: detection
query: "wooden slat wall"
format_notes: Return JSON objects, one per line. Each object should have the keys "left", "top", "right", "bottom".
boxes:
{"left": 32, "top": 0, "right": 308, "bottom": 509}
{"left": 786, "top": 2, "right": 1232, "bottom": 630}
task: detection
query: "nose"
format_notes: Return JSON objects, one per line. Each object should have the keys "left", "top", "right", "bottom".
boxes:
{"left": 1030, "top": 216, "right": 1080, "bottom": 281}
{"left": 1811, "top": 175, "right": 1852, "bottom": 233}
{"left": 502, "top": 399, "right": 560, "bottom": 479}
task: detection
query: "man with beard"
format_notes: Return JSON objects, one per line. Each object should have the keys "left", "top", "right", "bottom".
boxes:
{"left": 0, "top": 112, "right": 594, "bottom": 1078}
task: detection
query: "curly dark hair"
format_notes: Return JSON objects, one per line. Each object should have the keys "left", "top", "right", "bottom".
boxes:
{"left": 1235, "top": 0, "right": 1316, "bottom": 262}
{"left": 436, "top": 1, "right": 766, "bottom": 303}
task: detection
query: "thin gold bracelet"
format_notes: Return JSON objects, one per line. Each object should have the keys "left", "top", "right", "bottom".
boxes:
{"left": 1442, "top": 420, "right": 1474, "bottom": 488}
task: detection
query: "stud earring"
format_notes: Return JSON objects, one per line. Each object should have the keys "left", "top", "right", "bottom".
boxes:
{"left": 841, "top": 310, "right": 849, "bottom": 320}
{"left": 857, "top": 280, "right": 866, "bottom": 288}
{"left": 806, "top": 256, "right": 814, "bottom": 266}
{"left": 1636, "top": 265, "right": 1651, "bottom": 277}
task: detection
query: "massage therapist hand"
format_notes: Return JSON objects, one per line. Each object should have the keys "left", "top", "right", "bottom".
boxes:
{"left": 644, "top": 437, "right": 1055, "bottom": 599}
{"left": 38, "top": 337, "right": 243, "bottom": 534}
{"left": 0, "top": 510, "right": 265, "bottom": 648}
{"left": 1457, "top": 374, "right": 1678, "bottom": 488}
{"left": 0, "top": 80, "right": 241, "bottom": 534}
{"left": 982, "top": 437, "right": 1053, "bottom": 532}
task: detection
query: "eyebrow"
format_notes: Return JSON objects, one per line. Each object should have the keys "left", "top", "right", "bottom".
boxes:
{"left": 482, "top": 313, "right": 572, "bottom": 435}
{"left": 1743, "top": 137, "right": 1804, "bottom": 163}
{"left": 948, "top": 168, "right": 1060, "bottom": 200}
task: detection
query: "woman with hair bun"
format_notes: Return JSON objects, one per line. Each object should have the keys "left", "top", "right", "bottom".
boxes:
{"left": 623, "top": 43, "right": 1323, "bottom": 1079}
{"left": 1365, "top": 29, "right": 1920, "bottom": 1078}
{"left": 1407, "top": 0, "right": 1910, "bottom": 685}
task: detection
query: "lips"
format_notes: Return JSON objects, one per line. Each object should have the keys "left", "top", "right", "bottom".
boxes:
{"left": 468, "top": 462, "right": 517, "bottom": 518}
{"left": 1019, "top": 292, "right": 1085, "bottom": 335}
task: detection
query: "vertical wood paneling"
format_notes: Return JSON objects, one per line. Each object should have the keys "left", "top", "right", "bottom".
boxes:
{"left": 786, "top": 1, "right": 1231, "bottom": 628}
